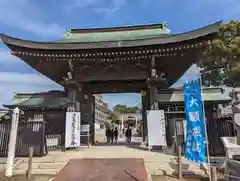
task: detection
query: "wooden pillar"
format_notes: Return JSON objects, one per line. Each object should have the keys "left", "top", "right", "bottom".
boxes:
{"left": 148, "top": 56, "right": 159, "bottom": 110}
{"left": 146, "top": 56, "right": 162, "bottom": 149}
{"left": 63, "top": 87, "right": 78, "bottom": 150}
{"left": 142, "top": 91, "right": 150, "bottom": 142}
{"left": 67, "top": 87, "right": 77, "bottom": 112}
{"left": 149, "top": 84, "right": 158, "bottom": 110}
{"left": 79, "top": 92, "right": 95, "bottom": 144}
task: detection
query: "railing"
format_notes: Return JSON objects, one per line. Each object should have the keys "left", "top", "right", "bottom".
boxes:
{"left": 45, "top": 118, "right": 65, "bottom": 151}
{"left": 173, "top": 118, "right": 236, "bottom": 156}
{"left": 46, "top": 134, "right": 63, "bottom": 151}
{"left": 207, "top": 118, "right": 236, "bottom": 156}
{"left": 0, "top": 121, "right": 46, "bottom": 157}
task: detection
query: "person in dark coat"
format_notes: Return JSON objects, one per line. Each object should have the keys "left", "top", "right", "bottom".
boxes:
{"left": 113, "top": 126, "right": 119, "bottom": 143}
{"left": 110, "top": 125, "right": 114, "bottom": 143}
{"left": 125, "top": 126, "right": 132, "bottom": 143}
{"left": 105, "top": 126, "right": 111, "bottom": 143}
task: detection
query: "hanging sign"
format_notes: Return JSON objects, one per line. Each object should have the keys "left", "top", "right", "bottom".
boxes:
{"left": 183, "top": 79, "right": 207, "bottom": 163}
{"left": 65, "top": 112, "right": 81, "bottom": 148}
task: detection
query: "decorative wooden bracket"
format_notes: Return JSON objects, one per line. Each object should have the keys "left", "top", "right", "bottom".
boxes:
{"left": 134, "top": 62, "right": 144, "bottom": 69}
{"left": 103, "top": 64, "right": 120, "bottom": 72}
{"left": 80, "top": 65, "right": 93, "bottom": 73}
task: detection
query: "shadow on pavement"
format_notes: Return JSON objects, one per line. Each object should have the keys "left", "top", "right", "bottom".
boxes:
{"left": 94, "top": 141, "right": 141, "bottom": 147}
{"left": 126, "top": 144, "right": 175, "bottom": 156}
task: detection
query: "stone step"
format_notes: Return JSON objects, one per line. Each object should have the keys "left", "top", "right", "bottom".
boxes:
{"left": 14, "top": 168, "right": 59, "bottom": 175}
{"left": 21, "top": 159, "right": 56, "bottom": 163}
{"left": 16, "top": 162, "right": 66, "bottom": 170}
{"left": 39, "top": 163, "right": 66, "bottom": 169}
{"left": 21, "top": 158, "right": 72, "bottom": 163}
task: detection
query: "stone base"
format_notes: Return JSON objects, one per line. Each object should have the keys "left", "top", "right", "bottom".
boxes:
{"left": 233, "top": 155, "right": 240, "bottom": 161}
{"left": 80, "top": 136, "right": 91, "bottom": 145}
{"left": 151, "top": 146, "right": 163, "bottom": 151}
{"left": 225, "top": 159, "right": 240, "bottom": 181}
{"left": 221, "top": 137, "right": 240, "bottom": 159}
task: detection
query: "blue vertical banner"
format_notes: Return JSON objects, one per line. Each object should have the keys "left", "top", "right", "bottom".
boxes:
{"left": 183, "top": 79, "right": 207, "bottom": 163}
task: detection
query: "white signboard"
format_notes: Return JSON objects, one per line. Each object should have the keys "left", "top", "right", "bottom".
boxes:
{"left": 81, "top": 125, "right": 90, "bottom": 132}
{"left": 47, "top": 138, "right": 59, "bottom": 147}
{"left": 65, "top": 112, "right": 81, "bottom": 148}
{"left": 147, "top": 110, "right": 166, "bottom": 146}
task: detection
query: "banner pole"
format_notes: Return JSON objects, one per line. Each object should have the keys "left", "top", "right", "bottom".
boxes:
{"left": 199, "top": 73, "right": 212, "bottom": 181}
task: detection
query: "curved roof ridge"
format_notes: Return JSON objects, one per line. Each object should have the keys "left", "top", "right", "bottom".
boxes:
{"left": 69, "top": 22, "right": 167, "bottom": 33}
{"left": 0, "top": 21, "right": 222, "bottom": 50}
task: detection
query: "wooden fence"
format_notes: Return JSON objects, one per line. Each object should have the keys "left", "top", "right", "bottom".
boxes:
{"left": 207, "top": 118, "right": 236, "bottom": 156}
{"left": 45, "top": 118, "right": 65, "bottom": 151}
{"left": 0, "top": 121, "right": 46, "bottom": 157}
{"left": 175, "top": 118, "right": 236, "bottom": 156}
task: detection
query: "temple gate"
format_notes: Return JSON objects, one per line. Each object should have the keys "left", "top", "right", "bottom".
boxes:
{"left": 0, "top": 21, "right": 222, "bottom": 144}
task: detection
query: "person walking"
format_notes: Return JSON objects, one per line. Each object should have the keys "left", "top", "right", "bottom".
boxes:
{"left": 125, "top": 125, "right": 132, "bottom": 143}
{"left": 105, "top": 126, "right": 111, "bottom": 143}
{"left": 109, "top": 123, "right": 115, "bottom": 143}
{"left": 113, "top": 126, "right": 119, "bottom": 143}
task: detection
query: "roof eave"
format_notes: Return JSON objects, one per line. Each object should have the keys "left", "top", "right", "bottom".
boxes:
{"left": 3, "top": 104, "right": 68, "bottom": 109}
{"left": 0, "top": 21, "right": 222, "bottom": 50}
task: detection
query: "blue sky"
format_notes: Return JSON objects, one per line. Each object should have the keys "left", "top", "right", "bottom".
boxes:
{"left": 0, "top": 0, "right": 239, "bottom": 109}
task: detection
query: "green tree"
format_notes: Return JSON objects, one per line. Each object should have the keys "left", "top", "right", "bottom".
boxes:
{"left": 200, "top": 20, "right": 240, "bottom": 86}
{"left": 113, "top": 104, "right": 139, "bottom": 113}
{"left": 107, "top": 112, "right": 119, "bottom": 121}
{"left": 200, "top": 20, "right": 240, "bottom": 144}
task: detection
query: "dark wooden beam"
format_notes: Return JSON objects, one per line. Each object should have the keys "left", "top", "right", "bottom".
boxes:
{"left": 82, "top": 81, "right": 147, "bottom": 94}
{"left": 10, "top": 41, "right": 207, "bottom": 61}
{"left": 76, "top": 71, "right": 148, "bottom": 82}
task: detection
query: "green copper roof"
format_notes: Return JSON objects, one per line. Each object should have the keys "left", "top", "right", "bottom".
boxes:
{"left": 158, "top": 88, "right": 230, "bottom": 103}
{"left": 56, "top": 24, "right": 171, "bottom": 43}
{"left": 5, "top": 92, "right": 70, "bottom": 109}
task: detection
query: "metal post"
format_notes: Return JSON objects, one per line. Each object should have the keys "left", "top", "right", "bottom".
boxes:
{"left": 135, "top": 116, "right": 138, "bottom": 129}
{"left": 199, "top": 73, "right": 212, "bottom": 180}
{"left": 177, "top": 146, "right": 182, "bottom": 179}
{"left": 210, "top": 167, "right": 217, "bottom": 181}
{"left": 121, "top": 116, "right": 124, "bottom": 129}
{"left": 27, "top": 146, "right": 34, "bottom": 179}
{"left": 87, "top": 129, "right": 90, "bottom": 148}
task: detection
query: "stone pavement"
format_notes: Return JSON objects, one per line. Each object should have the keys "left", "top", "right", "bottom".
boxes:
{"left": 151, "top": 175, "right": 183, "bottom": 181}
{"left": 15, "top": 144, "right": 207, "bottom": 177}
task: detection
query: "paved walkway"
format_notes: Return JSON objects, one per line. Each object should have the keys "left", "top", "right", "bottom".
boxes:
{"left": 15, "top": 133, "right": 208, "bottom": 178}
{"left": 53, "top": 158, "right": 148, "bottom": 181}
{"left": 24, "top": 144, "right": 206, "bottom": 177}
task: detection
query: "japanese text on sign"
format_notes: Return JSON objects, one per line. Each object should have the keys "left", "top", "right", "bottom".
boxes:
{"left": 189, "top": 112, "right": 200, "bottom": 122}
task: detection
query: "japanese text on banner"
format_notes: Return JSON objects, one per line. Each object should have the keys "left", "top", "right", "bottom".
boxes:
{"left": 183, "top": 79, "right": 207, "bottom": 163}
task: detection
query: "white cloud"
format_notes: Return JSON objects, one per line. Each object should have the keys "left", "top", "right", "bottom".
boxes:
{"left": 0, "top": 72, "right": 63, "bottom": 106}
{"left": 96, "top": 0, "right": 126, "bottom": 14}
{"left": 0, "top": 0, "right": 64, "bottom": 37}
{"left": 182, "top": 0, "right": 240, "bottom": 19}
{"left": 0, "top": 48, "right": 20, "bottom": 64}
{"left": 68, "top": 0, "right": 126, "bottom": 14}
{"left": 0, "top": 72, "right": 63, "bottom": 87}
{"left": 68, "top": 0, "right": 97, "bottom": 8}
